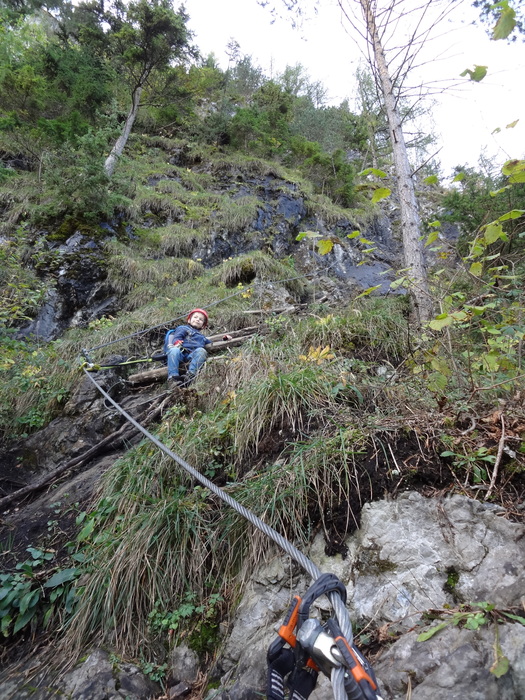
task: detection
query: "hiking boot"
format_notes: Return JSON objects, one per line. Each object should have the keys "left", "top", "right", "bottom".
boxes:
{"left": 168, "top": 375, "right": 183, "bottom": 387}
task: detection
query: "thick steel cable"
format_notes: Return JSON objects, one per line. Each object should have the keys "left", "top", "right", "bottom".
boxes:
{"left": 84, "top": 264, "right": 337, "bottom": 355}
{"left": 82, "top": 368, "right": 354, "bottom": 699}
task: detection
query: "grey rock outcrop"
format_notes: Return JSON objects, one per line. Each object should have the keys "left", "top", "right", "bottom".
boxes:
{"left": 0, "top": 650, "right": 160, "bottom": 700}
{"left": 214, "top": 492, "right": 525, "bottom": 700}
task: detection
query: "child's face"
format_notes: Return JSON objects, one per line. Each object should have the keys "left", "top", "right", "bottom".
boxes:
{"left": 189, "top": 312, "right": 206, "bottom": 329}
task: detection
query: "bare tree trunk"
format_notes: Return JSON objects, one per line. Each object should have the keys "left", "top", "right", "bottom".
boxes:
{"left": 360, "top": 0, "right": 433, "bottom": 324}
{"left": 104, "top": 85, "right": 143, "bottom": 178}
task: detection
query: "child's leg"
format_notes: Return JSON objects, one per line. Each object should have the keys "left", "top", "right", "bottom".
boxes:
{"left": 167, "top": 346, "right": 185, "bottom": 378}
{"left": 187, "top": 347, "right": 208, "bottom": 376}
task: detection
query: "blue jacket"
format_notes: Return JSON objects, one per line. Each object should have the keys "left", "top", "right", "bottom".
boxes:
{"left": 164, "top": 325, "right": 211, "bottom": 353}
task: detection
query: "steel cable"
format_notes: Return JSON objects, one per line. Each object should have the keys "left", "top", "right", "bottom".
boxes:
{"left": 83, "top": 265, "right": 337, "bottom": 355}
{"left": 81, "top": 275, "right": 355, "bottom": 700}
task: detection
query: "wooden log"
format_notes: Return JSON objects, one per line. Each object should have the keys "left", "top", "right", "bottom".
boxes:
{"left": 242, "top": 304, "right": 306, "bottom": 315}
{"left": 207, "top": 326, "right": 259, "bottom": 342}
{"left": 128, "top": 334, "right": 255, "bottom": 385}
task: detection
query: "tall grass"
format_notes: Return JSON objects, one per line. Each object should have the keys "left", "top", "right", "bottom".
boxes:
{"left": 106, "top": 252, "right": 204, "bottom": 297}
{"left": 213, "top": 251, "right": 304, "bottom": 296}
{"left": 296, "top": 296, "right": 409, "bottom": 363}
{"left": 62, "top": 436, "right": 243, "bottom": 658}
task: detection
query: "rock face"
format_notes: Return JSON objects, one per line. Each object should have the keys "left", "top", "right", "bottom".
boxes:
{"left": 0, "top": 650, "right": 160, "bottom": 700}
{"left": 17, "top": 170, "right": 402, "bottom": 341}
{"left": 212, "top": 493, "right": 525, "bottom": 700}
{"left": 18, "top": 231, "right": 118, "bottom": 342}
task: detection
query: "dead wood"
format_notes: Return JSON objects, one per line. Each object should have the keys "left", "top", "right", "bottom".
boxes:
{"left": 128, "top": 333, "right": 257, "bottom": 385}
{"left": 242, "top": 304, "right": 306, "bottom": 315}
{"left": 207, "top": 326, "right": 259, "bottom": 342}
{"left": 0, "top": 392, "right": 174, "bottom": 510}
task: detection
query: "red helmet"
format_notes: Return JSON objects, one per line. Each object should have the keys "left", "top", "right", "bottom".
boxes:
{"left": 187, "top": 308, "right": 208, "bottom": 327}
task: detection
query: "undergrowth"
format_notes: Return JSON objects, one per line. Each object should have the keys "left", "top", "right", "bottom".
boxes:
{"left": 57, "top": 299, "right": 445, "bottom": 660}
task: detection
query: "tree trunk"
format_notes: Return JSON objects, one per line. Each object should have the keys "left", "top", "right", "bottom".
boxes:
{"left": 360, "top": 0, "right": 433, "bottom": 325}
{"left": 104, "top": 85, "right": 143, "bottom": 178}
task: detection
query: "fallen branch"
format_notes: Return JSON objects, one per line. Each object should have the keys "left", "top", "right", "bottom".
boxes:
{"left": 207, "top": 326, "right": 259, "bottom": 342}
{"left": 0, "top": 393, "right": 173, "bottom": 510}
{"left": 128, "top": 333, "right": 256, "bottom": 385}
{"left": 485, "top": 414, "right": 506, "bottom": 501}
{"left": 243, "top": 304, "right": 306, "bottom": 315}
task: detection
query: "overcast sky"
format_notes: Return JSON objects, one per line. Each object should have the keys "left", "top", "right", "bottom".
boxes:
{"left": 184, "top": 0, "right": 524, "bottom": 178}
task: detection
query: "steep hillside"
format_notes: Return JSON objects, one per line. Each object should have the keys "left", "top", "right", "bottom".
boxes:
{"left": 1, "top": 136, "right": 524, "bottom": 699}
{"left": 1, "top": 3, "right": 525, "bottom": 692}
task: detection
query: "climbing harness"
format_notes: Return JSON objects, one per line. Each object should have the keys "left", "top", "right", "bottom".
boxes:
{"left": 79, "top": 268, "right": 382, "bottom": 700}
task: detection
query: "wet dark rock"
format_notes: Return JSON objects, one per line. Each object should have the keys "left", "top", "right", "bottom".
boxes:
{"left": 17, "top": 231, "right": 119, "bottom": 341}
{"left": 20, "top": 367, "right": 127, "bottom": 474}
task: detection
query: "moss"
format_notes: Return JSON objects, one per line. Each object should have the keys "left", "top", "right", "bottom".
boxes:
{"left": 444, "top": 566, "right": 460, "bottom": 595}
{"left": 48, "top": 218, "right": 105, "bottom": 243}
{"left": 356, "top": 548, "right": 397, "bottom": 576}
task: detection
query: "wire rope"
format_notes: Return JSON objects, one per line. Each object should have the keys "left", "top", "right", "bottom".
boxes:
{"left": 79, "top": 258, "right": 358, "bottom": 699}
{"left": 84, "top": 270, "right": 321, "bottom": 355}
{"left": 82, "top": 367, "right": 354, "bottom": 699}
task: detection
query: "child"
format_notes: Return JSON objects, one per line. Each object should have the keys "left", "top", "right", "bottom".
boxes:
{"left": 164, "top": 308, "right": 212, "bottom": 386}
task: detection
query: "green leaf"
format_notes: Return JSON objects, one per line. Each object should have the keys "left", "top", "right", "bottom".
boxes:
{"left": 417, "top": 621, "right": 449, "bottom": 642}
{"left": 460, "top": 65, "right": 488, "bottom": 82}
{"left": 317, "top": 239, "right": 334, "bottom": 255}
{"left": 43, "top": 606, "right": 54, "bottom": 629}
{"left": 354, "top": 285, "right": 382, "bottom": 300}
{"left": 347, "top": 230, "right": 361, "bottom": 239}
{"left": 490, "top": 186, "right": 511, "bottom": 196}
{"left": 500, "top": 612, "right": 525, "bottom": 625}
{"left": 492, "top": 2, "right": 516, "bottom": 40}
{"left": 453, "top": 172, "right": 465, "bottom": 182}
{"left": 502, "top": 159, "right": 525, "bottom": 175}
{"left": 1, "top": 614, "right": 12, "bottom": 637}
{"left": 13, "top": 607, "right": 37, "bottom": 634}
{"left": 359, "top": 167, "right": 387, "bottom": 178}
{"left": 424, "top": 175, "right": 438, "bottom": 185}
{"left": 371, "top": 187, "right": 391, "bottom": 203}
{"left": 428, "top": 372, "right": 448, "bottom": 392}
{"left": 19, "top": 589, "right": 39, "bottom": 616}
{"left": 490, "top": 654, "right": 509, "bottom": 678}
{"left": 44, "top": 568, "right": 80, "bottom": 588}
{"left": 429, "top": 314, "right": 453, "bottom": 331}
{"left": 77, "top": 519, "right": 95, "bottom": 541}
{"left": 389, "top": 276, "right": 407, "bottom": 290}
{"left": 469, "top": 262, "right": 483, "bottom": 276}
{"left": 425, "top": 230, "right": 439, "bottom": 247}
{"left": 484, "top": 222, "right": 504, "bottom": 244}
{"left": 497, "top": 209, "right": 525, "bottom": 222}
{"left": 464, "top": 613, "right": 487, "bottom": 630}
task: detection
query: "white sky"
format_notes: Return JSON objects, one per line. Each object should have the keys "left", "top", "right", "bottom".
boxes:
{"left": 184, "top": 0, "right": 525, "bottom": 179}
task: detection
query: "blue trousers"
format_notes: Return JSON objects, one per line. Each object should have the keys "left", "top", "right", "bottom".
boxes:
{"left": 167, "top": 346, "right": 207, "bottom": 378}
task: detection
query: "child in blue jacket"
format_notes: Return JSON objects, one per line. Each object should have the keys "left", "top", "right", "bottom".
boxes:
{"left": 164, "top": 308, "right": 212, "bottom": 386}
